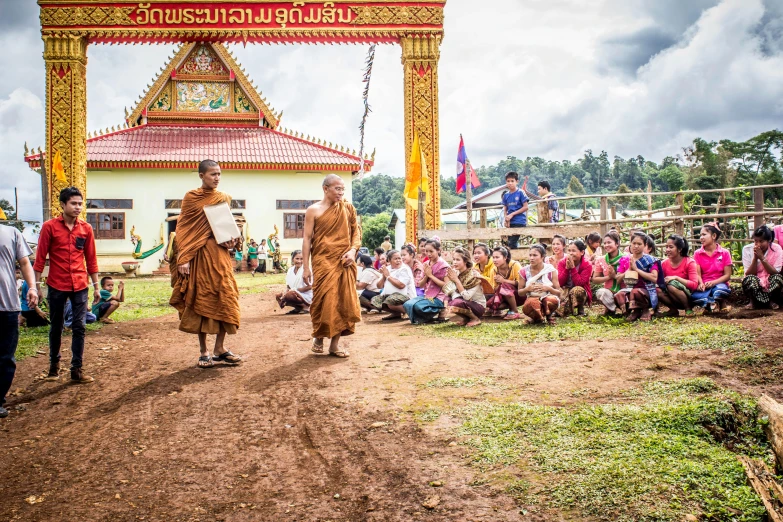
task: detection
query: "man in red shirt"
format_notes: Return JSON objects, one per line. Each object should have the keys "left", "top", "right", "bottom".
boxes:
{"left": 34, "top": 187, "right": 100, "bottom": 384}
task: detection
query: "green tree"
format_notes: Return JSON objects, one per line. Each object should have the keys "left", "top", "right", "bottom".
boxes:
{"left": 352, "top": 174, "right": 405, "bottom": 216}
{"left": 658, "top": 164, "right": 685, "bottom": 191}
{"left": 566, "top": 175, "right": 586, "bottom": 197}
{"left": 0, "top": 199, "right": 24, "bottom": 232}
{"left": 360, "top": 212, "right": 393, "bottom": 250}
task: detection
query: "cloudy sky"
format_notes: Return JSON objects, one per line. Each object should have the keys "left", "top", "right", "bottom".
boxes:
{"left": 1, "top": 0, "right": 782, "bottom": 224}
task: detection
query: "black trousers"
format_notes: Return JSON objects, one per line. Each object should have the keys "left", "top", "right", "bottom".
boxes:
{"left": 507, "top": 223, "right": 526, "bottom": 249}
{"left": 254, "top": 259, "right": 267, "bottom": 273}
{"left": 0, "top": 311, "right": 19, "bottom": 406}
{"left": 48, "top": 287, "right": 88, "bottom": 369}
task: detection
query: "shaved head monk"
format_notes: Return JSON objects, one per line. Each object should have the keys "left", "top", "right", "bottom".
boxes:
{"left": 169, "top": 159, "right": 243, "bottom": 368}
{"left": 302, "top": 174, "right": 362, "bottom": 357}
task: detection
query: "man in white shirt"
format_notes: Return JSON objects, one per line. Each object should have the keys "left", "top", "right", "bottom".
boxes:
{"left": 0, "top": 225, "right": 38, "bottom": 418}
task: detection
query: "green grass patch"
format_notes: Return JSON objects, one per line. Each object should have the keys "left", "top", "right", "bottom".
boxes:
{"left": 459, "top": 378, "right": 768, "bottom": 521}
{"left": 16, "top": 273, "right": 285, "bottom": 362}
{"left": 425, "top": 377, "right": 499, "bottom": 388}
{"left": 424, "top": 315, "right": 754, "bottom": 352}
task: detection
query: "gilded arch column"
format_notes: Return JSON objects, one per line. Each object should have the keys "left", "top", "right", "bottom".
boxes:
{"left": 43, "top": 35, "right": 88, "bottom": 218}
{"left": 402, "top": 35, "right": 441, "bottom": 244}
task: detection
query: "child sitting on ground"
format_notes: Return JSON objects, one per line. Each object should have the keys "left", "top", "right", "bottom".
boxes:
{"left": 92, "top": 276, "right": 124, "bottom": 324}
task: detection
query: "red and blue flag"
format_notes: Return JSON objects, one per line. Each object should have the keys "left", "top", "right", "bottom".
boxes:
{"left": 456, "top": 135, "right": 480, "bottom": 194}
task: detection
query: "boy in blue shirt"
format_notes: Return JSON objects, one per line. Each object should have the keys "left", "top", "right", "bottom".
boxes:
{"left": 91, "top": 276, "right": 124, "bottom": 324}
{"left": 501, "top": 171, "right": 529, "bottom": 249}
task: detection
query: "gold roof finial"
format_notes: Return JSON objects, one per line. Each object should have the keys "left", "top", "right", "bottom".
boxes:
{"left": 111, "top": 125, "right": 116, "bottom": 132}
{"left": 278, "top": 110, "right": 284, "bottom": 120}
{"left": 24, "top": 142, "right": 29, "bottom": 155}
{"left": 306, "top": 135, "right": 310, "bottom": 141}
{"left": 371, "top": 148, "right": 376, "bottom": 161}
{"left": 124, "top": 106, "right": 129, "bottom": 119}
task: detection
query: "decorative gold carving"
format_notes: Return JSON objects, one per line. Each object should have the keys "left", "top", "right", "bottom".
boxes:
{"left": 210, "top": 44, "right": 278, "bottom": 127}
{"left": 402, "top": 35, "right": 441, "bottom": 243}
{"left": 351, "top": 5, "right": 443, "bottom": 25}
{"left": 177, "top": 44, "right": 228, "bottom": 77}
{"left": 234, "top": 84, "right": 255, "bottom": 113}
{"left": 149, "top": 81, "right": 172, "bottom": 111}
{"left": 128, "top": 43, "right": 192, "bottom": 124}
{"left": 44, "top": 35, "right": 88, "bottom": 218}
{"left": 175, "top": 81, "right": 231, "bottom": 112}
{"left": 40, "top": 6, "right": 136, "bottom": 27}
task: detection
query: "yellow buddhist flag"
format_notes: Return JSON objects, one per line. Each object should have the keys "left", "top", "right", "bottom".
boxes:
{"left": 403, "top": 132, "right": 429, "bottom": 209}
{"left": 0, "top": 208, "right": 6, "bottom": 220}
{"left": 52, "top": 150, "right": 67, "bottom": 184}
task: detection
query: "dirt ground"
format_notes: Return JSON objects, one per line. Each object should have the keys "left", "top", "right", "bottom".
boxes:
{"left": 2, "top": 285, "right": 783, "bottom": 522}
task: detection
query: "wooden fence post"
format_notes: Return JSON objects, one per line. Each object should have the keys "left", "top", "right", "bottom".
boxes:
{"left": 599, "top": 196, "right": 608, "bottom": 236}
{"left": 479, "top": 209, "right": 487, "bottom": 229}
{"left": 675, "top": 193, "right": 685, "bottom": 236}
{"left": 754, "top": 187, "right": 765, "bottom": 231}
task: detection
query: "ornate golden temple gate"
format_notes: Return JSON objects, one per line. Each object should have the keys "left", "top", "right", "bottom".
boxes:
{"left": 38, "top": 0, "right": 445, "bottom": 241}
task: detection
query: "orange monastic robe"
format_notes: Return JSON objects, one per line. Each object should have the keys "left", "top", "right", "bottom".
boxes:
{"left": 310, "top": 200, "right": 362, "bottom": 339}
{"left": 169, "top": 188, "right": 240, "bottom": 334}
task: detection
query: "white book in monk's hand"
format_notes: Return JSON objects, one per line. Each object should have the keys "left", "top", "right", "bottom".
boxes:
{"left": 203, "top": 202, "right": 241, "bottom": 245}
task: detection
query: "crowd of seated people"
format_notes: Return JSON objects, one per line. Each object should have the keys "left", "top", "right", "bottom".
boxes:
{"left": 330, "top": 222, "right": 783, "bottom": 327}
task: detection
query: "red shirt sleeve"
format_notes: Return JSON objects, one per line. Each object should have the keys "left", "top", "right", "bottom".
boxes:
{"left": 33, "top": 221, "right": 50, "bottom": 273}
{"left": 83, "top": 224, "right": 99, "bottom": 275}
{"left": 684, "top": 258, "right": 699, "bottom": 291}
{"left": 572, "top": 258, "right": 593, "bottom": 287}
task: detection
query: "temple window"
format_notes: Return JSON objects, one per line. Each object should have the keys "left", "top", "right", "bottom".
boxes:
{"left": 86, "top": 199, "right": 132, "bottom": 209}
{"left": 87, "top": 212, "right": 125, "bottom": 240}
{"left": 276, "top": 200, "right": 317, "bottom": 210}
{"left": 283, "top": 213, "right": 306, "bottom": 239}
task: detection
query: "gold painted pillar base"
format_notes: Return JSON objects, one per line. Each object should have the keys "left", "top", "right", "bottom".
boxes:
{"left": 43, "top": 35, "right": 88, "bottom": 218}
{"left": 402, "top": 35, "right": 441, "bottom": 244}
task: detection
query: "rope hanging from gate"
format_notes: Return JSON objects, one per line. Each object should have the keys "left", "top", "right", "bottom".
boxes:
{"left": 356, "top": 44, "right": 376, "bottom": 180}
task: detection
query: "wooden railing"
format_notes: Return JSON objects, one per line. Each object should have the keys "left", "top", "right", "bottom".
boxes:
{"left": 423, "top": 184, "right": 783, "bottom": 258}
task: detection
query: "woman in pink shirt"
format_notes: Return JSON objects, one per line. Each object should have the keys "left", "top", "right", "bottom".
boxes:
{"left": 657, "top": 235, "right": 699, "bottom": 316}
{"left": 742, "top": 225, "right": 783, "bottom": 309}
{"left": 691, "top": 224, "right": 733, "bottom": 313}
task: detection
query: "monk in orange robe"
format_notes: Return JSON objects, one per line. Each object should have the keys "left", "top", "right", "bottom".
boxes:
{"left": 170, "top": 159, "right": 242, "bottom": 368}
{"left": 302, "top": 174, "right": 362, "bottom": 357}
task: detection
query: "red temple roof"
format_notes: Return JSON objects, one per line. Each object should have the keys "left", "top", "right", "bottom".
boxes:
{"left": 25, "top": 125, "right": 373, "bottom": 172}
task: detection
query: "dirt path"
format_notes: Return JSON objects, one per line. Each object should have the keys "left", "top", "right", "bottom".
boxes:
{"left": 2, "top": 287, "right": 782, "bottom": 522}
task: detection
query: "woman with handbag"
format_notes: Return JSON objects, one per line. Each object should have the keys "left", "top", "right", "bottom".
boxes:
{"left": 486, "top": 246, "right": 524, "bottom": 320}
{"left": 519, "top": 244, "right": 562, "bottom": 325}
{"left": 593, "top": 231, "right": 629, "bottom": 316}
{"left": 618, "top": 232, "right": 660, "bottom": 322}
{"left": 403, "top": 239, "right": 450, "bottom": 324}
{"left": 444, "top": 247, "right": 487, "bottom": 328}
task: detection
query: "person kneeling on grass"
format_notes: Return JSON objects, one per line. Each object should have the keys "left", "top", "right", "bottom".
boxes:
{"left": 356, "top": 254, "right": 383, "bottom": 312}
{"left": 91, "top": 276, "right": 124, "bottom": 324}
{"left": 276, "top": 250, "right": 313, "bottom": 314}
{"left": 403, "top": 239, "right": 449, "bottom": 324}
{"left": 691, "top": 223, "right": 733, "bottom": 313}
{"left": 519, "top": 244, "right": 562, "bottom": 325}
{"left": 557, "top": 240, "right": 593, "bottom": 317}
{"left": 742, "top": 225, "right": 783, "bottom": 309}
{"left": 658, "top": 235, "right": 698, "bottom": 317}
{"left": 486, "top": 246, "right": 523, "bottom": 320}
{"left": 444, "top": 247, "right": 486, "bottom": 328}
{"left": 619, "top": 232, "right": 660, "bottom": 322}
{"left": 371, "top": 250, "right": 417, "bottom": 320}
{"left": 593, "top": 231, "right": 629, "bottom": 316}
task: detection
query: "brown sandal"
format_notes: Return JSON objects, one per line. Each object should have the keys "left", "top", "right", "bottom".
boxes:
{"left": 329, "top": 350, "right": 349, "bottom": 358}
